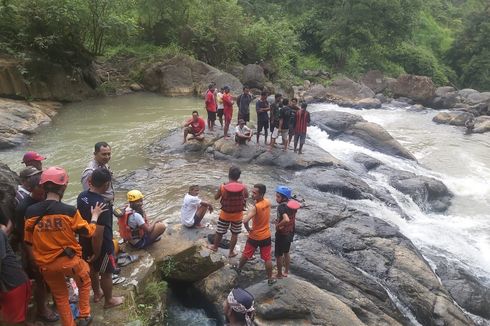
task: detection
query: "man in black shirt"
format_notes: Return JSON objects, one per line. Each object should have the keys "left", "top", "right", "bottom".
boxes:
{"left": 77, "top": 168, "right": 124, "bottom": 309}
{"left": 255, "top": 91, "right": 270, "bottom": 145}
{"left": 236, "top": 87, "right": 253, "bottom": 123}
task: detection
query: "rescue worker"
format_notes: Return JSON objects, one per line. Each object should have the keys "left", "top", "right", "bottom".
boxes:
{"left": 124, "top": 190, "right": 166, "bottom": 249}
{"left": 24, "top": 166, "right": 107, "bottom": 326}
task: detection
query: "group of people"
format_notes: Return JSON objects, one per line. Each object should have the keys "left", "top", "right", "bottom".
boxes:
{"left": 0, "top": 144, "right": 165, "bottom": 326}
{"left": 185, "top": 84, "right": 311, "bottom": 154}
{"left": 180, "top": 166, "right": 299, "bottom": 288}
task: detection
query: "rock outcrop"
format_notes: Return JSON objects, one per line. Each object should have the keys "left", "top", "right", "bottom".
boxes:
{"left": 142, "top": 55, "right": 242, "bottom": 96}
{"left": 0, "top": 56, "right": 97, "bottom": 101}
{"left": 392, "top": 74, "right": 436, "bottom": 104}
{"left": 325, "top": 77, "right": 375, "bottom": 100}
{"left": 241, "top": 64, "right": 266, "bottom": 89}
{"left": 0, "top": 98, "right": 61, "bottom": 149}
{"left": 311, "top": 111, "right": 417, "bottom": 160}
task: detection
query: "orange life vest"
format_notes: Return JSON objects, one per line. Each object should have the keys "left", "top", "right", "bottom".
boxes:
{"left": 220, "top": 182, "right": 246, "bottom": 213}
{"left": 117, "top": 207, "right": 146, "bottom": 241}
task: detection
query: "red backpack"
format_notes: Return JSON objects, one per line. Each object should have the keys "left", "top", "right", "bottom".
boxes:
{"left": 220, "top": 182, "right": 246, "bottom": 213}
{"left": 278, "top": 199, "right": 301, "bottom": 235}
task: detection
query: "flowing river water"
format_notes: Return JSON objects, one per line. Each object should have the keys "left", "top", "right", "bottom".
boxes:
{"left": 1, "top": 93, "right": 489, "bottom": 324}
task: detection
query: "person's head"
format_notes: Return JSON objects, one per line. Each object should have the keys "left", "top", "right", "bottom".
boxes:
{"left": 252, "top": 184, "right": 266, "bottom": 202}
{"left": 282, "top": 98, "right": 289, "bottom": 106}
{"left": 40, "top": 166, "right": 69, "bottom": 199}
{"left": 89, "top": 168, "right": 112, "bottom": 194}
{"left": 208, "top": 83, "right": 215, "bottom": 92}
{"left": 238, "top": 119, "right": 245, "bottom": 126}
{"left": 189, "top": 185, "right": 199, "bottom": 196}
{"left": 275, "top": 185, "right": 291, "bottom": 203}
{"left": 27, "top": 173, "right": 45, "bottom": 200}
{"left": 224, "top": 86, "right": 230, "bottom": 93}
{"left": 228, "top": 165, "right": 241, "bottom": 181}
{"left": 19, "top": 167, "right": 42, "bottom": 188}
{"left": 301, "top": 102, "right": 307, "bottom": 110}
{"left": 274, "top": 93, "right": 282, "bottom": 103}
{"left": 291, "top": 98, "right": 298, "bottom": 106}
{"left": 223, "top": 287, "right": 255, "bottom": 325}
{"left": 243, "top": 87, "right": 250, "bottom": 95}
{"left": 260, "top": 91, "right": 267, "bottom": 100}
{"left": 22, "top": 151, "right": 45, "bottom": 170}
{"left": 192, "top": 110, "right": 199, "bottom": 122}
{"left": 127, "top": 190, "right": 144, "bottom": 210}
{"left": 94, "top": 142, "right": 111, "bottom": 165}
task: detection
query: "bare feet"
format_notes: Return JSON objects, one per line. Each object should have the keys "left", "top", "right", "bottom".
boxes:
{"left": 194, "top": 223, "right": 206, "bottom": 229}
{"left": 229, "top": 251, "right": 238, "bottom": 258}
{"left": 93, "top": 290, "right": 104, "bottom": 303}
{"left": 104, "top": 296, "right": 125, "bottom": 309}
{"left": 207, "top": 244, "right": 218, "bottom": 252}
{"left": 275, "top": 273, "right": 284, "bottom": 279}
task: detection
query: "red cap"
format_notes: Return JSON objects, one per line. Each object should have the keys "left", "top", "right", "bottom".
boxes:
{"left": 40, "top": 166, "right": 69, "bottom": 186}
{"left": 22, "top": 151, "right": 46, "bottom": 163}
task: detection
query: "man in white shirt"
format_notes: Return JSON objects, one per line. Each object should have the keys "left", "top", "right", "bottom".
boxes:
{"left": 81, "top": 141, "right": 114, "bottom": 204}
{"left": 181, "top": 185, "right": 213, "bottom": 228}
{"left": 235, "top": 119, "right": 253, "bottom": 145}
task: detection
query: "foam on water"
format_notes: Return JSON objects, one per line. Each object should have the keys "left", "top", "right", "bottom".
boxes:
{"left": 308, "top": 105, "right": 490, "bottom": 284}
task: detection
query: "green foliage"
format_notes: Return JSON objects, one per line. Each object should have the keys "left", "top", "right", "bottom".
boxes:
{"left": 160, "top": 257, "right": 176, "bottom": 278}
{"left": 446, "top": 4, "right": 490, "bottom": 90}
{"left": 141, "top": 280, "right": 167, "bottom": 304}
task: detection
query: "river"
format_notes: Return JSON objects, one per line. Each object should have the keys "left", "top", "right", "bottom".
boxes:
{"left": 1, "top": 93, "right": 489, "bottom": 322}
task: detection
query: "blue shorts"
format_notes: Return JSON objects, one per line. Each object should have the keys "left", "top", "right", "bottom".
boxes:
{"left": 131, "top": 234, "right": 150, "bottom": 249}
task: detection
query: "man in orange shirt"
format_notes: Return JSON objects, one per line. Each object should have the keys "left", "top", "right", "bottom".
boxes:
{"left": 208, "top": 166, "right": 248, "bottom": 258}
{"left": 236, "top": 184, "right": 275, "bottom": 285}
{"left": 24, "top": 167, "right": 107, "bottom": 326}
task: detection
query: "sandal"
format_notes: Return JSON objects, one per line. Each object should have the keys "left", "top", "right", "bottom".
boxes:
{"left": 76, "top": 316, "right": 93, "bottom": 326}
{"left": 37, "top": 312, "right": 60, "bottom": 323}
{"left": 117, "top": 254, "right": 138, "bottom": 267}
{"left": 112, "top": 276, "right": 126, "bottom": 285}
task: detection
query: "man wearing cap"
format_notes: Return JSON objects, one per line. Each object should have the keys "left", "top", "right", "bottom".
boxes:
{"left": 81, "top": 141, "right": 114, "bottom": 204}
{"left": 21, "top": 151, "right": 45, "bottom": 170}
{"left": 223, "top": 287, "right": 255, "bottom": 326}
{"left": 15, "top": 167, "right": 43, "bottom": 208}
{"left": 235, "top": 119, "right": 253, "bottom": 145}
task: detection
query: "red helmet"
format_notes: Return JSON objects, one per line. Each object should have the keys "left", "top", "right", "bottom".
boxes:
{"left": 40, "top": 166, "right": 69, "bottom": 186}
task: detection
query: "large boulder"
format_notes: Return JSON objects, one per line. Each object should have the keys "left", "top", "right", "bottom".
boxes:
{"left": 360, "top": 70, "right": 388, "bottom": 94}
{"left": 311, "top": 111, "right": 416, "bottom": 160}
{"left": 473, "top": 115, "right": 490, "bottom": 134}
{"left": 303, "top": 84, "right": 328, "bottom": 103}
{"left": 466, "top": 92, "right": 490, "bottom": 105}
{"left": 248, "top": 278, "right": 365, "bottom": 326}
{"left": 342, "top": 97, "right": 382, "bottom": 110}
{"left": 0, "top": 98, "right": 60, "bottom": 149}
{"left": 392, "top": 74, "right": 436, "bottom": 104}
{"left": 430, "top": 86, "right": 458, "bottom": 110}
{"left": 325, "top": 77, "right": 375, "bottom": 101}
{"left": 0, "top": 56, "right": 96, "bottom": 101}
{"left": 195, "top": 266, "right": 237, "bottom": 317}
{"left": 142, "top": 55, "right": 242, "bottom": 96}
{"left": 432, "top": 111, "right": 474, "bottom": 126}
{"left": 241, "top": 64, "right": 266, "bottom": 89}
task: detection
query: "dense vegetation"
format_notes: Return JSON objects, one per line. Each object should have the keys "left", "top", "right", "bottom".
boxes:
{"left": 0, "top": 0, "right": 488, "bottom": 90}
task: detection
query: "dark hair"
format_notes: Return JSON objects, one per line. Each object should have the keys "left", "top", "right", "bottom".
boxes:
{"left": 301, "top": 102, "right": 308, "bottom": 109}
{"left": 189, "top": 185, "right": 199, "bottom": 191}
{"left": 27, "top": 173, "right": 41, "bottom": 191}
{"left": 243, "top": 86, "right": 249, "bottom": 91}
{"left": 282, "top": 98, "right": 289, "bottom": 106}
{"left": 291, "top": 98, "right": 298, "bottom": 102}
{"left": 43, "top": 182, "right": 65, "bottom": 195}
{"left": 260, "top": 91, "right": 268, "bottom": 97}
{"left": 254, "top": 183, "right": 266, "bottom": 196}
{"left": 91, "top": 168, "right": 112, "bottom": 188}
{"left": 192, "top": 110, "right": 199, "bottom": 115}
{"left": 94, "top": 141, "right": 110, "bottom": 153}
{"left": 274, "top": 93, "right": 282, "bottom": 99}
{"left": 228, "top": 166, "right": 241, "bottom": 180}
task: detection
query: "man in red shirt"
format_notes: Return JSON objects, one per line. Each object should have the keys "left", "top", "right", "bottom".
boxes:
{"left": 222, "top": 86, "right": 234, "bottom": 139}
{"left": 293, "top": 102, "right": 311, "bottom": 154}
{"left": 183, "top": 111, "right": 206, "bottom": 144}
{"left": 205, "top": 84, "right": 217, "bottom": 131}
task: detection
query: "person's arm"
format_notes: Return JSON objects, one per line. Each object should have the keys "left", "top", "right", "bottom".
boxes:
{"left": 243, "top": 187, "right": 249, "bottom": 199}
{"left": 200, "top": 200, "right": 214, "bottom": 213}
{"left": 243, "top": 205, "right": 256, "bottom": 232}
{"left": 81, "top": 168, "right": 93, "bottom": 191}
{"left": 276, "top": 212, "right": 290, "bottom": 229}
{"left": 74, "top": 202, "right": 107, "bottom": 237}
{"left": 182, "top": 118, "right": 192, "bottom": 128}
{"left": 91, "top": 225, "right": 104, "bottom": 261}
{"left": 307, "top": 112, "right": 311, "bottom": 125}
{"left": 214, "top": 185, "right": 223, "bottom": 200}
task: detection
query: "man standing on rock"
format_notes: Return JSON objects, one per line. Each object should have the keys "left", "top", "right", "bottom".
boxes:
{"left": 256, "top": 91, "right": 270, "bottom": 145}
{"left": 208, "top": 166, "right": 248, "bottom": 258}
{"left": 217, "top": 87, "right": 225, "bottom": 128}
{"left": 81, "top": 141, "right": 114, "bottom": 204}
{"left": 236, "top": 183, "right": 276, "bottom": 285}
{"left": 236, "top": 87, "right": 253, "bottom": 124}
{"left": 21, "top": 151, "right": 45, "bottom": 171}
{"left": 269, "top": 94, "right": 283, "bottom": 149}
{"left": 205, "top": 84, "right": 217, "bottom": 131}
{"left": 222, "top": 86, "right": 234, "bottom": 139}
{"left": 293, "top": 102, "right": 310, "bottom": 154}
{"left": 274, "top": 185, "right": 296, "bottom": 278}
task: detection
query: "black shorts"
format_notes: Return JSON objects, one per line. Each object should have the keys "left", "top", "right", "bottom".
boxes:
{"left": 238, "top": 112, "right": 250, "bottom": 122}
{"left": 217, "top": 108, "right": 224, "bottom": 118}
{"left": 207, "top": 110, "right": 216, "bottom": 121}
{"left": 257, "top": 120, "right": 269, "bottom": 133}
{"left": 92, "top": 251, "right": 116, "bottom": 274}
{"left": 275, "top": 233, "right": 293, "bottom": 257}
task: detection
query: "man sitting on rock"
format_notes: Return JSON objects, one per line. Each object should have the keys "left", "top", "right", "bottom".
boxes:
{"left": 235, "top": 119, "right": 253, "bottom": 145}
{"left": 181, "top": 185, "right": 213, "bottom": 228}
{"left": 183, "top": 110, "right": 206, "bottom": 144}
